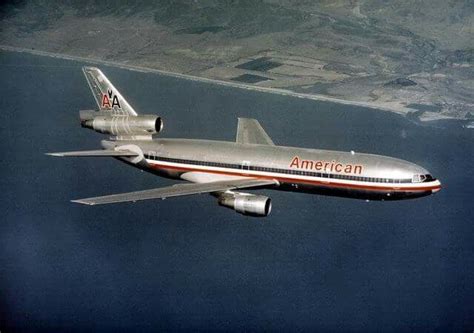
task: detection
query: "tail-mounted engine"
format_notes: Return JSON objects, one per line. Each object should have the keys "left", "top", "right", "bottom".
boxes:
{"left": 217, "top": 191, "right": 272, "bottom": 217}
{"left": 79, "top": 110, "right": 163, "bottom": 139}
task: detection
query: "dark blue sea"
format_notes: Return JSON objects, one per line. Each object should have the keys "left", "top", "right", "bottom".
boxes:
{"left": 0, "top": 51, "right": 473, "bottom": 332}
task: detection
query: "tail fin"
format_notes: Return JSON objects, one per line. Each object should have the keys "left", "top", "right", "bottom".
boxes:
{"left": 82, "top": 67, "right": 137, "bottom": 116}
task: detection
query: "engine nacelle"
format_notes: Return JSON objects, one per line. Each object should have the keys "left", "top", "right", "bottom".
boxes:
{"left": 217, "top": 192, "right": 272, "bottom": 217}
{"left": 80, "top": 111, "right": 163, "bottom": 136}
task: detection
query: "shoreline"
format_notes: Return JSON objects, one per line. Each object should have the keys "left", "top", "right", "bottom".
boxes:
{"left": 0, "top": 45, "right": 457, "bottom": 123}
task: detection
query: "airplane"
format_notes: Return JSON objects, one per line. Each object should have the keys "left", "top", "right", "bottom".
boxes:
{"left": 47, "top": 67, "right": 441, "bottom": 217}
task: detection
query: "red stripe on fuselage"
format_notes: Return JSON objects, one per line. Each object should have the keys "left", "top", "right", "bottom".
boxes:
{"left": 147, "top": 161, "right": 440, "bottom": 193}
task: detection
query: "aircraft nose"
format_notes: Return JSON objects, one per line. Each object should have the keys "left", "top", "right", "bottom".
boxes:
{"left": 431, "top": 179, "right": 442, "bottom": 194}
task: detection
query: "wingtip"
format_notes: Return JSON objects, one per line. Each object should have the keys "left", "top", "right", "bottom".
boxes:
{"left": 238, "top": 117, "right": 260, "bottom": 124}
{"left": 46, "top": 152, "right": 63, "bottom": 157}
{"left": 71, "top": 199, "right": 95, "bottom": 206}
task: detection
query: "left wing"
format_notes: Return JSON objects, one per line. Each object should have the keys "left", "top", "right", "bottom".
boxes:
{"left": 72, "top": 178, "right": 277, "bottom": 205}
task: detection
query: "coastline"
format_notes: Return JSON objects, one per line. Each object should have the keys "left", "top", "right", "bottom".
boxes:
{"left": 2, "top": 44, "right": 449, "bottom": 122}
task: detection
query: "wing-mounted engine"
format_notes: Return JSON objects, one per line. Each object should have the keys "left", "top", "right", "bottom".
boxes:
{"left": 217, "top": 191, "right": 272, "bottom": 217}
{"left": 80, "top": 110, "right": 163, "bottom": 140}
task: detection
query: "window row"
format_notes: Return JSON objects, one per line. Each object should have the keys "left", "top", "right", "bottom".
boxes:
{"left": 145, "top": 154, "right": 412, "bottom": 184}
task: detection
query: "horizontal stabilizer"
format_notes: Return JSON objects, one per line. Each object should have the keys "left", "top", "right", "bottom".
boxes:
{"left": 72, "top": 178, "right": 277, "bottom": 205}
{"left": 236, "top": 118, "right": 274, "bottom": 145}
{"left": 46, "top": 150, "right": 138, "bottom": 157}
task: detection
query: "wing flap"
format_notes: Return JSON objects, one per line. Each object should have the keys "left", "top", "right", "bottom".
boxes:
{"left": 46, "top": 150, "right": 138, "bottom": 157}
{"left": 236, "top": 118, "right": 274, "bottom": 145}
{"left": 72, "top": 178, "right": 277, "bottom": 205}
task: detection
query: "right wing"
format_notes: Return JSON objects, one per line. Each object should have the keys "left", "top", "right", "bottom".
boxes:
{"left": 236, "top": 118, "right": 275, "bottom": 145}
{"left": 72, "top": 178, "right": 277, "bottom": 205}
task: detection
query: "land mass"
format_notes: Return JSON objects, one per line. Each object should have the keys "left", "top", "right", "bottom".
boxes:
{"left": 1, "top": 0, "right": 473, "bottom": 122}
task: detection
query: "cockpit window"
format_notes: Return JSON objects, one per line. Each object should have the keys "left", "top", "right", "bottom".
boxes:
{"left": 413, "top": 174, "right": 436, "bottom": 183}
{"left": 423, "top": 174, "right": 435, "bottom": 182}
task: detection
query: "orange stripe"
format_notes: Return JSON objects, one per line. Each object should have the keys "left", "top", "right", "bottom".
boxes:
{"left": 148, "top": 161, "right": 441, "bottom": 193}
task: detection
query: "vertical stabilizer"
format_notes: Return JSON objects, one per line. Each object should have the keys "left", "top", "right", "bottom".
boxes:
{"left": 82, "top": 67, "right": 137, "bottom": 116}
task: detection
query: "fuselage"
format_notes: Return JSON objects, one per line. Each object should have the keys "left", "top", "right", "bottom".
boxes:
{"left": 103, "top": 138, "right": 441, "bottom": 201}
{"left": 52, "top": 67, "right": 442, "bottom": 215}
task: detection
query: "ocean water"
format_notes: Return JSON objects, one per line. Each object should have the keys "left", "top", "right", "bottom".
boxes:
{"left": 0, "top": 51, "right": 473, "bottom": 332}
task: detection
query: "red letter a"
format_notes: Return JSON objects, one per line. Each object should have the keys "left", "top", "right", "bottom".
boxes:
{"left": 101, "top": 94, "right": 111, "bottom": 108}
{"left": 289, "top": 156, "right": 300, "bottom": 168}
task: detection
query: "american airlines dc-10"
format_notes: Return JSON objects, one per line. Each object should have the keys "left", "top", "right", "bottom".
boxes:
{"left": 48, "top": 67, "right": 441, "bottom": 217}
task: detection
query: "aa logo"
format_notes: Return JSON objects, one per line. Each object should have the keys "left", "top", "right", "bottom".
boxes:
{"left": 101, "top": 89, "right": 121, "bottom": 109}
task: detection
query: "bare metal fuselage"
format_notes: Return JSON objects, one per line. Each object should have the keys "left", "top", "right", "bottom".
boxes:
{"left": 49, "top": 67, "right": 441, "bottom": 215}
{"left": 103, "top": 138, "right": 441, "bottom": 201}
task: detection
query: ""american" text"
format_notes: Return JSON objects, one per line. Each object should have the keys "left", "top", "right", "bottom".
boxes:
{"left": 289, "top": 156, "right": 363, "bottom": 174}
